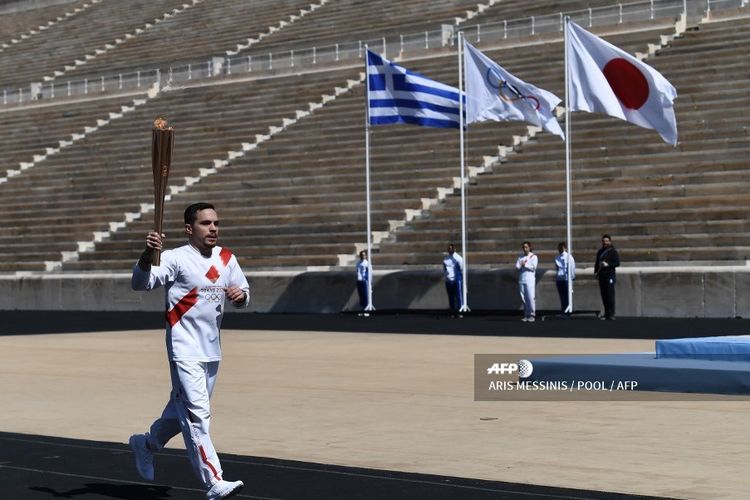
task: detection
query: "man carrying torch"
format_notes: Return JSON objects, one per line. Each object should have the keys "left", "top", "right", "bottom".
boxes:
{"left": 129, "top": 121, "right": 249, "bottom": 500}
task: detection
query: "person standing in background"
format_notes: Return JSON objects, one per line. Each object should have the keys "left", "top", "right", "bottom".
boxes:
{"left": 356, "top": 249, "right": 371, "bottom": 315}
{"left": 515, "top": 241, "right": 537, "bottom": 322}
{"left": 594, "top": 234, "right": 620, "bottom": 320}
{"left": 443, "top": 243, "right": 463, "bottom": 316}
{"left": 555, "top": 242, "right": 576, "bottom": 315}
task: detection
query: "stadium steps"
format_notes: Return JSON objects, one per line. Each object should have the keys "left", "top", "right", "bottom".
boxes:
{"left": 0, "top": 95, "right": 138, "bottom": 171}
{"left": 237, "top": 0, "right": 483, "bottom": 55}
{"left": 1, "top": 4, "right": 748, "bottom": 273}
{"left": 1, "top": 68, "right": 362, "bottom": 272}
{"left": 64, "top": 254, "right": 339, "bottom": 271}
{"left": 59, "top": 0, "right": 316, "bottom": 80}
{"left": 0, "top": 0, "right": 91, "bottom": 46}
{"left": 379, "top": 233, "right": 750, "bottom": 255}
{"left": 240, "top": 0, "right": 629, "bottom": 58}
{"left": 377, "top": 15, "right": 750, "bottom": 267}
{"left": 393, "top": 219, "right": 750, "bottom": 241}
{"left": 0, "top": 0, "right": 190, "bottom": 87}
{"left": 374, "top": 246, "right": 750, "bottom": 267}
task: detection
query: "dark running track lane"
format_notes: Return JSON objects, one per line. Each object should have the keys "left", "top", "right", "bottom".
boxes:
{"left": 0, "top": 432, "right": 672, "bottom": 500}
{"left": 2, "top": 310, "right": 749, "bottom": 339}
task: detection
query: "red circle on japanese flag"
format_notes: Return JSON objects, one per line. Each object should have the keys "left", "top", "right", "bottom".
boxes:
{"left": 602, "top": 58, "right": 649, "bottom": 110}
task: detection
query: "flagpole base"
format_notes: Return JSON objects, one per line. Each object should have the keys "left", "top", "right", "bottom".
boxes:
{"left": 459, "top": 305, "right": 471, "bottom": 313}
{"left": 365, "top": 304, "right": 376, "bottom": 312}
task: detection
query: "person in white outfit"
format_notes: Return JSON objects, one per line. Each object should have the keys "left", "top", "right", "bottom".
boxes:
{"left": 515, "top": 241, "right": 538, "bottom": 322}
{"left": 442, "top": 243, "right": 464, "bottom": 315}
{"left": 554, "top": 242, "right": 576, "bottom": 314}
{"left": 129, "top": 202, "right": 249, "bottom": 500}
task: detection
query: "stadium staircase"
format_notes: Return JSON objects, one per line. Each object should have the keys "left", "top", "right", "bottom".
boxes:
{"left": 0, "top": 0, "right": 93, "bottom": 54}
{"left": 0, "top": 1, "right": 747, "bottom": 275}
{"left": 0, "top": 0, "right": 190, "bottom": 88}
{"left": 56, "top": 0, "right": 322, "bottom": 81}
{"left": 377, "top": 10, "right": 750, "bottom": 268}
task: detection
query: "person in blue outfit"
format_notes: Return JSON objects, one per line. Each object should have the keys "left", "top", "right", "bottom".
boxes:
{"left": 442, "top": 244, "right": 463, "bottom": 315}
{"left": 356, "top": 249, "right": 371, "bottom": 314}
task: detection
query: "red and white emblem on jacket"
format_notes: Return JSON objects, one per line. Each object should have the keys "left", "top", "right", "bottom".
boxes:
{"left": 205, "top": 265, "right": 220, "bottom": 283}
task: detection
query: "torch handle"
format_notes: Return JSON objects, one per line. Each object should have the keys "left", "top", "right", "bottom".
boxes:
{"left": 151, "top": 129, "right": 174, "bottom": 266}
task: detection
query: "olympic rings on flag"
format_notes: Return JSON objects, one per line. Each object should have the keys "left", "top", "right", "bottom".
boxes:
{"left": 485, "top": 67, "right": 541, "bottom": 111}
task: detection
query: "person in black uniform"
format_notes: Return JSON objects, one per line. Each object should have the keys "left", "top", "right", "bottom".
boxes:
{"left": 594, "top": 234, "right": 620, "bottom": 320}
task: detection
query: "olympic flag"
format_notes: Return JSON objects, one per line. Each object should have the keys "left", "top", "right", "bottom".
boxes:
{"left": 566, "top": 20, "right": 677, "bottom": 145}
{"left": 367, "top": 49, "right": 462, "bottom": 129}
{"left": 464, "top": 40, "right": 564, "bottom": 140}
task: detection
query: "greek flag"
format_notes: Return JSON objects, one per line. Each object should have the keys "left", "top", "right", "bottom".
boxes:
{"left": 367, "top": 50, "right": 461, "bottom": 129}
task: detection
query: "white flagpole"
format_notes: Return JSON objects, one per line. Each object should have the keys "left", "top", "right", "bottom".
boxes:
{"left": 563, "top": 17, "right": 573, "bottom": 314}
{"left": 458, "top": 31, "right": 469, "bottom": 313}
{"left": 364, "top": 45, "right": 375, "bottom": 311}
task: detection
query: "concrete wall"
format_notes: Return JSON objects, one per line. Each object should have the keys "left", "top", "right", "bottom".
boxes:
{"left": 1, "top": 266, "right": 749, "bottom": 317}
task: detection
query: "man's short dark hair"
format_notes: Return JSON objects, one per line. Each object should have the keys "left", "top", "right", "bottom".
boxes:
{"left": 602, "top": 234, "right": 612, "bottom": 240}
{"left": 184, "top": 202, "right": 215, "bottom": 225}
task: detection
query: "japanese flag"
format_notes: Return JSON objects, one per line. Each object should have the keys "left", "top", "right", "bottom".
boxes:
{"left": 566, "top": 20, "right": 678, "bottom": 145}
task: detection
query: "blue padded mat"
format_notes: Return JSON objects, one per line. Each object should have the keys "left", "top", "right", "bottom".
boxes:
{"left": 655, "top": 335, "right": 750, "bottom": 361}
{"left": 528, "top": 353, "right": 750, "bottom": 395}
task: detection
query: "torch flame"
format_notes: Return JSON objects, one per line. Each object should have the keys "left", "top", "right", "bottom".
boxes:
{"left": 153, "top": 117, "right": 170, "bottom": 130}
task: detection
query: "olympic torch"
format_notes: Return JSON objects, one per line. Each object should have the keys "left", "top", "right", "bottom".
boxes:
{"left": 151, "top": 117, "right": 174, "bottom": 266}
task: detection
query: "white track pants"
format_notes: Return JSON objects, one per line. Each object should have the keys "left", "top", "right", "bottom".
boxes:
{"left": 519, "top": 279, "right": 536, "bottom": 318}
{"left": 147, "top": 360, "right": 223, "bottom": 489}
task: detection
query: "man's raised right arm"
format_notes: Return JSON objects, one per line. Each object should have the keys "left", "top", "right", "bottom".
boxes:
{"left": 132, "top": 231, "right": 165, "bottom": 291}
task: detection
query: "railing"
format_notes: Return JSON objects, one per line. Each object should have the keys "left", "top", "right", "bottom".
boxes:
{"left": 1, "top": 0, "right": 745, "bottom": 107}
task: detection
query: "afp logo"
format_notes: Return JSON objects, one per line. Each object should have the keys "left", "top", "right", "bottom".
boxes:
{"left": 486, "top": 359, "right": 533, "bottom": 378}
{"left": 517, "top": 359, "right": 533, "bottom": 378}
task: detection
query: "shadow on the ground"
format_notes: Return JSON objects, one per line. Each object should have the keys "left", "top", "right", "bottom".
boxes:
{"left": 30, "top": 483, "right": 177, "bottom": 499}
